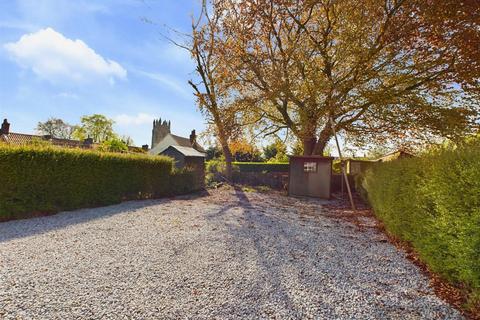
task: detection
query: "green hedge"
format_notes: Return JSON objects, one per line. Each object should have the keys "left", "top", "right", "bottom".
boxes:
{"left": 359, "top": 145, "right": 480, "bottom": 305}
{"left": 232, "top": 162, "right": 289, "bottom": 173}
{"left": 0, "top": 145, "right": 200, "bottom": 221}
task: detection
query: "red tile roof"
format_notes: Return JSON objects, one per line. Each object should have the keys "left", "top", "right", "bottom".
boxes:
{"left": 0, "top": 132, "right": 145, "bottom": 153}
{"left": 0, "top": 132, "right": 91, "bottom": 148}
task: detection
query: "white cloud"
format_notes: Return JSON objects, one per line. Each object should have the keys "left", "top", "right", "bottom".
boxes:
{"left": 132, "top": 69, "right": 191, "bottom": 99}
{"left": 4, "top": 27, "right": 127, "bottom": 84}
{"left": 54, "top": 92, "right": 79, "bottom": 99}
{"left": 114, "top": 113, "right": 155, "bottom": 126}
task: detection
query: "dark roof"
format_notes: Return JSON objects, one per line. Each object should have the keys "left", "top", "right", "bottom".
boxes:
{"left": 164, "top": 145, "right": 206, "bottom": 157}
{"left": 170, "top": 134, "right": 205, "bottom": 152}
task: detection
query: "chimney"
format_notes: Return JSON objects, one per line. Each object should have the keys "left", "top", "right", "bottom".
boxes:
{"left": 1, "top": 119, "right": 10, "bottom": 135}
{"left": 189, "top": 129, "right": 196, "bottom": 145}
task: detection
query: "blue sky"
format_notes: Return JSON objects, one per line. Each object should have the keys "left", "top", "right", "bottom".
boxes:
{"left": 0, "top": 0, "right": 205, "bottom": 146}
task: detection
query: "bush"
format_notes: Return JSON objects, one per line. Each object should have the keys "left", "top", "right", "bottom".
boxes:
{"left": 204, "top": 160, "right": 289, "bottom": 188}
{"left": 205, "top": 160, "right": 240, "bottom": 185}
{"left": 0, "top": 145, "right": 201, "bottom": 221}
{"left": 232, "top": 162, "right": 289, "bottom": 173}
{"left": 206, "top": 161, "right": 289, "bottom": 175}
{"left": 359, "top": 145, "right": 480, "bottom": 306}
{"left": 99, "top": 137, "right": 128, "bottom": 153}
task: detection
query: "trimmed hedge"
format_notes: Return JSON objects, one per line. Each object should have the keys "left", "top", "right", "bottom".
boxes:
{"left": 359, "top": 145, "right": 480, "bottom": 305}
{"left": 0, "top": 145, "right": 200, "bottom": 221}
{"left": 232, "top": 162, "right": 289, "bottom": 173}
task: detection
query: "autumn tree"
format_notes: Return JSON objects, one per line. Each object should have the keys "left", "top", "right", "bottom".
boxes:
{"left": 408, "top": 0, "right": 480, "bottom": 93}
{"left": 229, "top": 138, "right": 262, "bottom": 162}
{"left": 184, "top": 0, "right": 245, "bottom": 180}
{"left": 216, "top": 0, "right": 479, "bottom": 154}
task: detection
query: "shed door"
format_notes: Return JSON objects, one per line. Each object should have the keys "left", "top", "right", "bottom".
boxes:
{"left": 306, "top": 162, "right": 330, "bottom": 198}
{"left": 289, "top": 159, "right": 331, "bottom": 198}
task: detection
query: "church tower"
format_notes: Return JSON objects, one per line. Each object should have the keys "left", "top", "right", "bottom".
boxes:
{"left": 151, "top": 118, "right": 171, "bottom": 148}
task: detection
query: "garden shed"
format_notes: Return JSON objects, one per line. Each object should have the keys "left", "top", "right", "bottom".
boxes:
{"left": 288, "top": 156, "right": 333, "bottom": 199}
{"left": 160, "top": 145, "right": 205, "bottom": 170}
{"left": 346, "top": 159, "right": 375, "bottom": 175}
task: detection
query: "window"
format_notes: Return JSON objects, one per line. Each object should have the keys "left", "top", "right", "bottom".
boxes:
{"left": 303, "top": 162, "right": 317, "bottom": 173}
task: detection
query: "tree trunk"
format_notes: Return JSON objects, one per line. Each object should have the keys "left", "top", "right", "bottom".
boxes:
{"left": 302, "top": 137, "right": 317, "bottom": 155}
{"left": 221, "top": 142, "right": 234, "bottom": 182}
{"left": 312, "top": 126, "right": 333, "bottom": 155}
{"left": 313, "top": 138, "right": 329, "bottom": 155}
{"left": 215, "top": 123, "right": 234, "bottom": 182}
{"left": 303, "top": 135, "right": 332, "bottom": 155}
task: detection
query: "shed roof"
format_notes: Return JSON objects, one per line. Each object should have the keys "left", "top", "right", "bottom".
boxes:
{"left": 165, "top": 145, "right": 205, "bottom": 157}
{"left": 289, "top": 155, "right": 334, "bottom": 161}
{"left": 376, "top": 150, "right": 414, "bottom": 162}
{"left": 346, "top": 158, "right": 376, "bottom": 163}
{"left": 149, "top": 133, "right": 205, "bottom": 155}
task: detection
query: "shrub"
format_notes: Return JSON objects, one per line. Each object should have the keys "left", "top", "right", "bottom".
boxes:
{"left": 99, "top": 137, "right": 128, "bottom": 153}
{"left": 170, "top": 168, "right": 202, "bottom": 194}
{"left": 205, "top": 160, "right": 240, "bottom": 185}
{"left": 232, "top": 162, "right": 289, "bottom": 173}
{"left": 359, "top": 145, "right": 480, "bottom": 306}
{"left": 27, "top": 137, "right": 53, "bottom": 148}
{"left": 0, "top": 145, "right": 200, "bottom": 221}
{"left": 205, "top": 160, "right": 289, "bottom": 188}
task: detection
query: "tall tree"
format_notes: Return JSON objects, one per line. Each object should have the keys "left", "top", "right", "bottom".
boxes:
{"left": 185, "top": 0, "right": 243, "bottom": 180}
{"left": 73, "top": 114, "right": 115, "bottom": 143}
{"left": 216, "top": 0, "right": 479, "bottom": 154}
{"left": 36, "top": 118, "right": 75, "bottom": 139}
{"left": 408, "top": 0, "right": 480, "bottom": 93}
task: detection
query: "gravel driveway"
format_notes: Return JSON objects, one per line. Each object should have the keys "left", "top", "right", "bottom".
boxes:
{"left": 0, "top": 187, "right": 462, "bottom": 319}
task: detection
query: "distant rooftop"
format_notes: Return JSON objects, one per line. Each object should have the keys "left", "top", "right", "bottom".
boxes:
{"left": 167, "top": 145, "right": 206, "bottom": 157}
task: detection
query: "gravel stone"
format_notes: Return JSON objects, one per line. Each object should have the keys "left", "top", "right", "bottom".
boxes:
{"left": 0, "top": 187, "right": 463, "bottom": 319}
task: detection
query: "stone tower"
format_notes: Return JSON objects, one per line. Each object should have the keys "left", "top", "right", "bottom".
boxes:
{"left": 151, "top": 118, "right": 171, "bottom": 148}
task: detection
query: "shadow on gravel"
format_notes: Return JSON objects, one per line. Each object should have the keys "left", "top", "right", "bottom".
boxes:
{"left": 203, "top": 186, "right": 454, "bottom": 318}
{"left": 0, "top": 190, "right": 209, "bottom": 243}
{"left": 206, "top": 186, "right": 317, "bottom": 315}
